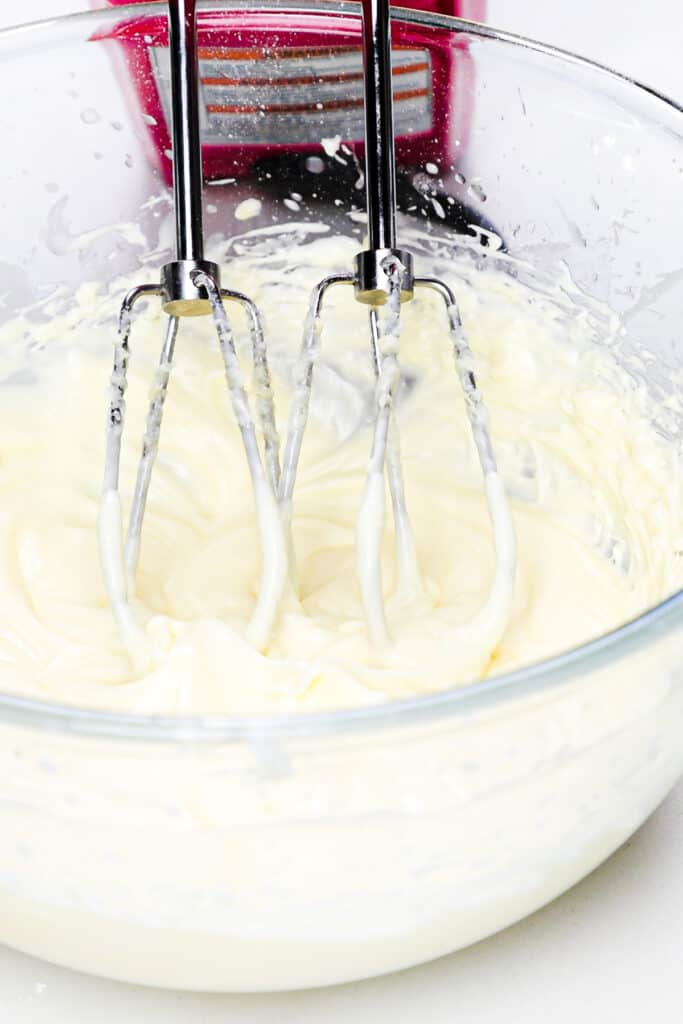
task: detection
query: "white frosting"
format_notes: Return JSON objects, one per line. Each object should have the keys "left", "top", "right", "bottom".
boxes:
{"left": 233, "top": 197, "right": 262, "bottom": 221}
{"left": 0, "top": 232, "right": 680, "bottom": 714}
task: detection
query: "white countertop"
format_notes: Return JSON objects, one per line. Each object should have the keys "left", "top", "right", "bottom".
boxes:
{"left": 2, "top": 1, "right": 682, "bottom": 1020}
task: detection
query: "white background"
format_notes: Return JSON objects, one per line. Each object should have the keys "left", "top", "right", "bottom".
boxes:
{"left": 2, "top": 2, "right": 683, "bottom": 1021}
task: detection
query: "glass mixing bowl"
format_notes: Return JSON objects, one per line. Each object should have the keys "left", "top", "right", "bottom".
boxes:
{"left": 0, "top": 0, "right": 682, "bottom": 993}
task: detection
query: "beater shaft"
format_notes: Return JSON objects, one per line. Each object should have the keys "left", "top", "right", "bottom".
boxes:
{"left": 360, "top": 0, "right": 396, "bottom": 253}
{"left": 168, "top": 0, "right": 203, "bottom": 263}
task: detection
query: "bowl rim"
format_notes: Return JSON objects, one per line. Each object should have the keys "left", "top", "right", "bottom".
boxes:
{"left": 1, "top": 0, "right": 682, "bottom": 743}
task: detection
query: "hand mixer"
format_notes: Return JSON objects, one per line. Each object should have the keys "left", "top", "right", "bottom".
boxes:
{"left": 280, "top": 0, "right": 517, "bottom": 651}
{"left": 100, "top": 0, "right": 516, "bottom": 666}
{"left": 99, "top": 0, "right": 287, "bottom": 665}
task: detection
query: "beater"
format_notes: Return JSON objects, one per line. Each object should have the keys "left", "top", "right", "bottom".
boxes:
{"left": 99, "top": 0, "right": 287, "bottom": 663}
{"left": 280, "top": 0, "right": 517, "bottom": 649}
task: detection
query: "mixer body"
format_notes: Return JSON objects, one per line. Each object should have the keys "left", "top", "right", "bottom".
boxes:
{"left": 99, "top": 0, "right": 484, "bottom": 183}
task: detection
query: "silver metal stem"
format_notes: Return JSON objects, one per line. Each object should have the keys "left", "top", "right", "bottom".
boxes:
{"left": 416, "top": 276, "right": 497, "bottom": 474}
{"left": 279, "top": 274, "right": 353, "bottom": 508}
{"left": 411, "top": 277, "right": 517, "bottom": 654}
{"left": 161, "top": 0, "right": 219, "bottom": 316}
{"left": 369, "top": 309, "right": 422, "bottom": 598}
{"left": 221, "top": 288, "right": 281, "bottom": 494}
{"left": 168, "top": 0, "right": 204, "bottom": 262}
{"left": 124, "top": 314, "right": 179, "bottom": 591}
{"left": 361, "top": 0, "right": 396, "bottom": 252}
{"left": 193, "top": 269, "right": 288, "bottom": 651}
{"left": 103, "top": 284, "right": 161, "bottom": 495}
{"left": 355, "top": 0, "right": 414, "bottom": 304}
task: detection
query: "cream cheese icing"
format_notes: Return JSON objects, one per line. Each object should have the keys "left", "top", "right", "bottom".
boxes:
{"left": 0, "top": 229, "right": 681, "bottom": 714}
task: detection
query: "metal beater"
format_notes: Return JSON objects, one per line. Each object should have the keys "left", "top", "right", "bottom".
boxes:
{"left": 280, "top": 0, "right": 517, "bottom": 649}
{"left": 99, "top": 0, "right": 287, "bottom": 664}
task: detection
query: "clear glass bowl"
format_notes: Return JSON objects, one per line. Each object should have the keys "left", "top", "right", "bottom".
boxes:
{"left": 0, "top": 0, "right": 682, "bottom": 992}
